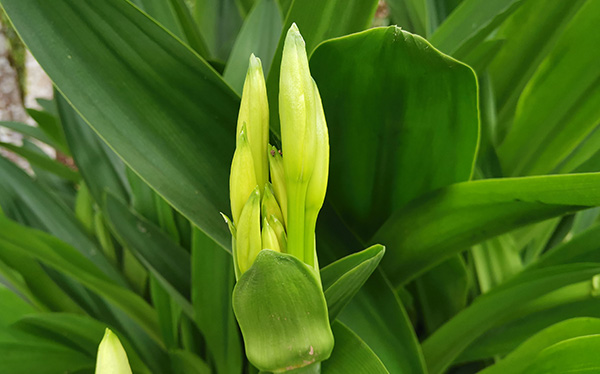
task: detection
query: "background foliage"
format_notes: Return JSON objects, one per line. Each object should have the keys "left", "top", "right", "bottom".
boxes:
{"left": 0, "top": 0, "right": 599, "bottom": 373}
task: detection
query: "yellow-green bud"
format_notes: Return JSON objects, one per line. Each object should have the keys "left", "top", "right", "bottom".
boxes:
{"left": 237, "top": 54, "right": 269, "bottom": 190}
{"left": 262, "top": 218, "right": 281, "bottom": 252}
{"left": 261, "top": 183, "right": 284, "bottom": 225}
{"left": 95, "top": 328, "right": 132, "bottom": 374}
{"left": 236, "top": 187, "right": 262, "bottom": 274}
{"left": 268, "top": 215, "right": 287, "bottom": 253}
{"left": 230, "top": 124, "right": 257, "bottom": 224}
{"left": 279, "top": 23, "right": 318, "bottom": 185}
{"left": 268, "top": 145, "right": 287, "bottom": 225}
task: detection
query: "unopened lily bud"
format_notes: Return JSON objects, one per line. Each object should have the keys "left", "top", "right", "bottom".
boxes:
{"left": 262, "top": 218, "right": 281, "bottom": 252}
{"left": 269, "top": 215, "right": 287, "bottom": 253}
{"left": 304, "top": 81, "right": 330, "bottom": 266}
{"left": 95, "top": 328, "right": 132, "bottom": 374}
{"left": 237, "top": 54, "right": 269, "bottom": 190}
{"left": 279, "top": 23, "right": 318, "bottom": 263}
{"left": 268, "top": 145, "right": 287, "bottom": 224}
{"left": 261, "top": 183, "right": 284, "bottom": 225}
{"left": 230, "top": 124, "right": 257, "bottom": 224}
{"left": 279, "top": 23, "right": 318, "bottom": 185}
{"left": 236, "top": 187, "right": 262, "bottom": 274}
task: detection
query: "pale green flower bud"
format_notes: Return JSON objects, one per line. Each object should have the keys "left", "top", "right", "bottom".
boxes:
{"left": 95, "top": 328, "right": 132, "bottom": 374}
{"left": 262, "top": 218, "right": 281, "bottom": 252}
{"left": 279, "top": 23, "right": 318, "bottom": 263}
{"left": 230, "top": 124, "right": 257, "bottom": 224}
{"left": 236, "top": 54, "right": 269, "bottom": 190}
{"left": 304, "top": 80, "right": 330, "bottom": 267}
{"left": 236, "top": 187, "right": 262, "bottom": 274}
{"left": 268, "top": 144, "right": 287, "bottom": 225}
{"left": 268, "top": 214, "right": 287, "bottom": 253}
{"left": 261, "top": 183, "right": 284, "bottom": 225}
{"left": 279, "top": 23, "right": 317, "bottom": 185}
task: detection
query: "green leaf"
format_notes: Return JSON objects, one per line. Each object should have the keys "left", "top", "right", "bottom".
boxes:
{"left": 0, "top": 341, "right": 93, "bottom": 374}
{"left": 489, "top": 0, "right": 587, "bottom": 129}
{"left": 479, "top": 318, "right": 600, "bottom": 374}
{"left": 266, "top": 0, "right": 379, "bottom": 131}
{"left": 0, "top": 156, "right": 124, "bottom": 284}
{"left": 1, "top": 0, "right": 240, "bottom": 250}
{"left": 191, "top": 227, "right": 242, "bottom": 374}
{"left": 310, "top": 26, "right": 478, "bottom": 240}
{"left": 0, "top": 284, "right": 37, "bottom": 333}
{"left": 523, "top": 334, "right": 600, "bottom": 374}
{"left": 103, "top": 193, "right": 193, "bottom": 317}
{"left": 530, "top": 223, "right": 600, "bottom": 269}
{"left": 0, "top": 121, "right": 57, "bottom": 148}
{"left": 321, "top": 322, "right": 389, "bottom": 374}
{"left": 193, "top": 0, "right": 243, "bottom": 60}
{"left": 422, "top": 264, "right": 600, "bottom": 374}
{"left": 472, "top": 234, "right": 522, "bottom": 293}
{"left": 321, "top": 244, "right": 385, "bottom": 320}
{"left": 223, "top": 0, "right": 282, "bottom": 94}
{"left": 0, "top": 216, "right": 161, "bottom": 343}
{"left": 0, "top": 142, "right": 79, "bottom": 182}
{"left": 498, "top": 0, "right": 600, "bottom": 176}
{"left": 169, "top": 350, "right": 211, "bottom": 374}
{"left": 232, "top": 250, "right": 333, "bottom": 372}
{"left": 386, "top": 0, "right": 428, "bottom": 36}
{"left": 430, "top": 0, "right": 526, "bottom": 58}
{"left": 25, "top": 108, "right": 69, "bottom": 155}
{"left": 374, "top": 173, "right": 600, "bottom": 286}
{"left": 57, "top": 94, "right": 129, "bottom": 204}
{"left": 339, "top": 271, "right": 428, "bottom": 374}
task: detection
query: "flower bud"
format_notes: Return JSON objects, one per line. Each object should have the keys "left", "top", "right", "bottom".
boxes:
{"left": 304, "top": 80, "right": 330, "bottom": 266}
{"left": 268, "top": 215, "right": 287, "bottom": 253}
{"left": 262, "top": 218, "right": 281, "bottom": 252}
{"left": 279, "top": 23, "right": 318, "bottom": 185}
{"left": 95, "top": 328, "right": 132, "bottom": 374}
{"left": 268, "top": 145, "right": 287, "bottom": 224}
{"left": 261, "top": 183, "right": 284, "bottom": 225}
{"left": 230, "top": 123, "right": 258, "bottom": 224}
{"left": 237, "top": 54, "right": 269, "bottom": 190}
{"left": 236, "top": 187, "right": 262, "bottom": 274}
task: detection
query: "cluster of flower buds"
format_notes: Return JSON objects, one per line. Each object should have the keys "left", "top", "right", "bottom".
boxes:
{"left": 225, "top": 23, "right": 329, "bottom": 278}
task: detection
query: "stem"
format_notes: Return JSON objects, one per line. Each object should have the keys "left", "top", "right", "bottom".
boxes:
{"left": 303, "top": 211, "right": 318, "bottom": 271}
{"left": 286, "top": 181, "right": 307, "bottom": 263}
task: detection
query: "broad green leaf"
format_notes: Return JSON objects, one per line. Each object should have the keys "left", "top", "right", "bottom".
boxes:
{"left": 560, "top": 127, "right": 600, "bottom": 173}
{"left": 191, "top": 227, "right": 242, "bottom": 374}
{"left": 374, "top": 173, "right": 600, "bottom": 286}
{"left": 386, "top": 0, "right": 428, "bottom": 36}
{"left": 415, "top": 256, "right": 470, "bottom": 334}
{"left": 233, "top": 250, "right": 333, "bottom": 372}
{"left": 132, "top": 0, "right": 209, "bottom": 57}
{"left": 0, "top": 142, "right": 79, "bottom": 182}
{"left": 169, "top": 350, "right": 211, "bottom": 374}
{"left": 321, "top": 244, "right": 385, "bottom": 320}
{"left": 0, "top": 156, "right": 124, "bottom": 284}
{"left": 459, "top": 298, "right": 600, "bottom": 363}
{"left": 0, "top": 341, "right": 93, "bottom": 374}
{"left": 266, "top": 0, "right": 379, "bottom": 131}
{"left": 223, "top": 0, "right": 282, "bottom": 94}
{"left": 310, "top": 26, "right": 478, "bottom": 240}
{"left": 321, "top": 322, "right": 389, "bottom": 374}
{"left": 0, "top": 284, "right": 37, "bottom": 334}
{"left": 479, "top": 318, "right": 600, "bottom": 374}
{"left": 524, "top": 334, "right": 600, "bottom": 374}
{"left": 193, "top": 0, "right": 243, "bottom": 60}
{"left": 57, "top": 94, "right": 129, "bottom": 204}
{"left": 490, "top": 0, "right": 587, "bottom": 129}
{"left": 530, "top": 223, "right": 600, "bottom": 269}
{"left": 339, "top": 271, "right": 428, "bottom": 374}
{"left": 1, "top": 0, "right": 240, "bottom": 251}
{"left": 103, "top": 193, "right": 193, "bottom": 317}
{"left": 498, "top": 0, "right": 600, "bottom": 176}
{"left": 430, "top": 0, "right": 526, "bottom": 58}
{"left": 25, "top": 108, "right": 69, "bottom": 155}
{"left": 0, "top": 121, "right": 56, "bottom": 148}
{"left": 422, "top": 264, "right": 600, "bottom": 374}
{"left": 461, "top": 39, "right": 505, "bottom": 73}
{"left": 0, "top": 216, "right": 161, "bottom": 343}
